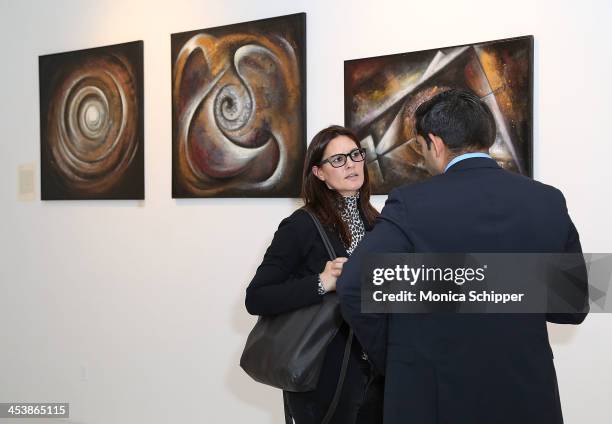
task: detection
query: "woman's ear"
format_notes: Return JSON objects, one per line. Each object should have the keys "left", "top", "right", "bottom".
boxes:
{"left": 312, "top": 165, "right": 325, "bottom": 182}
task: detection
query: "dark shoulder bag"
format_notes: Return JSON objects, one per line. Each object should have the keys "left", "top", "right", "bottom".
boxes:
{"left": 240, "top": 209, "right": 354, "bottom": 424}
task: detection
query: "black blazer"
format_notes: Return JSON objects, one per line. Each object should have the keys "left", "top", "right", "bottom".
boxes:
{"left": 337, "top": 157, "right": 589, "bottom": 424}
{"left": 245, "top": 208, "right": 373, "bottom": 414}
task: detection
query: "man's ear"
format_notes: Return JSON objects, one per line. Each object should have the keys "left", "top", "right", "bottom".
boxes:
{"left": 428, "top": 133, "right": 446, "bottom": 158}
{"left": 312, "top": 165, "right": 325, "bottom": 181}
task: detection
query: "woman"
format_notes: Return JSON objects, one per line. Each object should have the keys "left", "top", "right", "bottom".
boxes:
{"left": 245, "top": 125, "right": 383, "bottom": 424}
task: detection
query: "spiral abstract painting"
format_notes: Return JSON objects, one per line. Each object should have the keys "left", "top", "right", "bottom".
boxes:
{"left": 171, "top": 13, "right": 306, "bottom": 198}
{"left": 345, "top": 35, "right": 533, "bottom": 194}
{"left": 39, "top": 41, "right": 144, "bottom": 200}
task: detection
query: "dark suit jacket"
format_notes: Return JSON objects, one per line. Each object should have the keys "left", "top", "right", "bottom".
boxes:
{"left": 245, "top": 208, "right": 374, "bottom": 422}
{"left": 336, "top": 157, "right": 588, "bottom": 424}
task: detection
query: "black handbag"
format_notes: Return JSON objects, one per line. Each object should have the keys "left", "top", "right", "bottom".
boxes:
{"left": 240, "top": 209, "right": 354, "bottom": 423}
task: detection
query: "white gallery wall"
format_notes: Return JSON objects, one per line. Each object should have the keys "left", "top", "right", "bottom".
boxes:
{"left": 1, "top": 0, "right": 611, "bottom": 422}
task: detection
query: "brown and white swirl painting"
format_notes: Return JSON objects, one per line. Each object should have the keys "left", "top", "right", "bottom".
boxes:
{"left": 171, "top": 13, "right": 306, "bottom": 197}
{"left": 39, "top": 41, "right": 144, "bottom": 200}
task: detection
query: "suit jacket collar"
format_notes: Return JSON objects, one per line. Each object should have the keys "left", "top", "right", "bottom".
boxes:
{"left": 359, "top": 207, "right": 374, "bottom": 231}
{"left": 327, "top": 231, "right": 348, "bottom": 258}
{"left": 445, "top": 156, "right": 501, "bottom": 173}
{"left": 315, "top": 203, "right": 372, "bottom": 259}
{"left": 324, "top": 208, "right": 371, "bottom": 259}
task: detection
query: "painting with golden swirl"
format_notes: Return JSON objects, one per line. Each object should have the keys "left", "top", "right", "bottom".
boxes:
{"left": 345, "top": 35, "right": 533, "bottom": 194}
{"left": 39, "top": 41, "right": 144, "bottom": 200}
{"left": 171, "top": 13, "right": 306, "bottom": 198}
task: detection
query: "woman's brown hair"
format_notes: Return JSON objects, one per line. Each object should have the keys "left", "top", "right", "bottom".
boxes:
{"left": 301, "top": 125, "right": 379, "bottom": 247}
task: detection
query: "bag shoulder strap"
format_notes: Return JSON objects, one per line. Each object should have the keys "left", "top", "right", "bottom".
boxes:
{"left": 302, "top": 208, "right": 337, "bottom": 260}
{"left": 283, "top": 391, "right": 293, "bottom": 424}
{"left": 302, "top": 209, "right": 353, "bottom": 424}
{"left": 321, "top": 329, "right": 354, "bottom": 424}
{"left": 283, "top": 331, "right": 354, "bottom": 424}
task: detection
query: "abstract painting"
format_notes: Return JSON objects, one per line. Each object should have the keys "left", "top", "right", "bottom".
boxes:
{"left": 345, "top": 35, "right": 533, "bottom": 194}
{"left": 39, "top": 41, "right": 144, "bottom": 200}
{"left": 171, "top": 13, "right": 306, "bottom": 198}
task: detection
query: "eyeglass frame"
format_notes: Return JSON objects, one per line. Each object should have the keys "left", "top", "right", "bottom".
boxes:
{"left": 319, "top": 147, "right": 367, "bottom": 168}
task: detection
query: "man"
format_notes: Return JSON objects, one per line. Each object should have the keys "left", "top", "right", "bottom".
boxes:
{"left": 337, "top": 89, "right": 588, "bottom": 424}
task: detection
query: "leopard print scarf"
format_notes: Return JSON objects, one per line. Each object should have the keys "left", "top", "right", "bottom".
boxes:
{"left": 340, "top": 193, "right": 366, "bottom": 255}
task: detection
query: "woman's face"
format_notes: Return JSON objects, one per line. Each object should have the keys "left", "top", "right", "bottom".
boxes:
{"left": 312, "top": 135, "right": 365, "bottom": 197}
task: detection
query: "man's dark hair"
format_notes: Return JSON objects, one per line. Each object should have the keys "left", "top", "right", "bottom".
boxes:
{"left": 414, "top": 89, "right": 496, "bottom": 151}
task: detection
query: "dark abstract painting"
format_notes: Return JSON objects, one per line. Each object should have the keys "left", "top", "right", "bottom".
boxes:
{"left": 39, "top": 41, "right": 144, "bottom": 200}
{"left": 345, "top": 35, "right": 533, "bottom": 194}
{"left": 171, "top": 13, "right": 306, "bottom": 198}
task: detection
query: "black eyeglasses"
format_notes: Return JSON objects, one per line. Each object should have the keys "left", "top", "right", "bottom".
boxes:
{"left": 320, "top": 148, "right": 366, "bottom": 168}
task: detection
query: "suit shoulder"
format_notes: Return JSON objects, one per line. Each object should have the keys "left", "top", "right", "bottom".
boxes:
{"left": 389, "top": 173, "right": 448, "bottom": 199}
{"left": 279, "top": 208, "right": 317, "bottom": 234}
{"left": 266, "top": 209, "right": 318, "bottom": 256}
{"left": 503, "top": 171, "right": 566, "bottom": 202}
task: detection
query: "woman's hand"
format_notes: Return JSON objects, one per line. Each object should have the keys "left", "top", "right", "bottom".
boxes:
{"left": 319, "top": 257, "right": 349, "bottom": 293}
